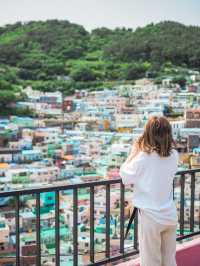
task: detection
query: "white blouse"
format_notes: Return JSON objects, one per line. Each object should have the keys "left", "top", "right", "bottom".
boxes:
{"left": 119, "top": 149, "right": 179, "bottom": 225}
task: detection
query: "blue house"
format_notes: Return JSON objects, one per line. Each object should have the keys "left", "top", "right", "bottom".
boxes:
{"left": 22, "top": 150, "right": 42, "bottom": 161}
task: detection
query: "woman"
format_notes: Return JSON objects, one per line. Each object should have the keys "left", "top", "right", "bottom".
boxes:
{"left": 120, "top": 116, "right": 179, "bottom": 266}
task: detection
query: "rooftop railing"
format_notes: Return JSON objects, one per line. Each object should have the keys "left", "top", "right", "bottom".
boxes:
{"left": 0, "top": 169, "right": 200, "bottom": 266}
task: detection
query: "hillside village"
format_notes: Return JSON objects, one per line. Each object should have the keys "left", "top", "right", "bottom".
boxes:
{"left": 0, "top": 73, "right": 200, "bottom": 265}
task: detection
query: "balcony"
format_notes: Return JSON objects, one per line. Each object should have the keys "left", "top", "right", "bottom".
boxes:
{"left": 0, "top": 169, "right": 200, "bottom": 266}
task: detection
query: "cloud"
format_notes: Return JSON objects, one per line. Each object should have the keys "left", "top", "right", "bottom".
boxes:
{"left": 0, "top": 0, "right": 200, "bottom": 30}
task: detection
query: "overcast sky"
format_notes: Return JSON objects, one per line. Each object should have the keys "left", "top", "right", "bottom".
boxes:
{"left": 0, "top": 0, "right": 200, "bottom": 31}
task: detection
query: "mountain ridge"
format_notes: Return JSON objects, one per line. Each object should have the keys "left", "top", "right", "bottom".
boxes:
{"left": 0, "top": 19, "right": 199, "bottom": 96}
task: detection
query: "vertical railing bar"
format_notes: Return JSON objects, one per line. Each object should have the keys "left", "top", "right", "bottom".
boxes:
{"left": 199, "top": 194, "right": 200, "bottom": 231}
{"left": 105, "top": 184, "right": 110, "bottom": 258}
{"left": 180, "top": 174, "right": 185, "bottom": 235}
{"left": 133, "top": 211, "right": 138, "bottom": 250}
{"left": 90, "top": 186, "right": 95, "bottom": 263}
{"left": 15, "top": 194, "right": 20, "bottom": 266}
{"left": 36, "top": 193, "right": 41, "bottom": 266}
{"left": 73, "top": 188, "right": 78, "bottom": 266}
{"left": 55, "top": 190, "right": 60, "bottom": 266}
{"left": 190, "top": 172, "right": 195, "bottom": 232}
{"left": 120, "top": 182, "right": 125, "bottom": 254}
{"left": 199, "top": 195, "right": 200, "bottom": 231}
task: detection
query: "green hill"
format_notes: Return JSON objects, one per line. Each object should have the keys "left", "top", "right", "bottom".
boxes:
{"left": 0, "top": 20, "right": 200, "bottom": 97}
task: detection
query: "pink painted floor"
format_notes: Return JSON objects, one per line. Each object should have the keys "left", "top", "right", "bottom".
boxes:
{"left": 116, "top": 237, "right": 200, "bottom": 266}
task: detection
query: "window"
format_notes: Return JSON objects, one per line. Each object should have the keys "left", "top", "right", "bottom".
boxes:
{"left": 187, "top": 112, "right": 193, "bottom": 119}
{"left": 194, "top": 112, "right": 200, "bottom": 119}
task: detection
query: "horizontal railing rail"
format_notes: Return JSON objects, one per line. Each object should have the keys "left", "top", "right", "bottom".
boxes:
{"left": 0, "top": 169, "right": 200, "bottom": 266}
{"left": 0, "top": 178, "right": 122, "bottom": 197}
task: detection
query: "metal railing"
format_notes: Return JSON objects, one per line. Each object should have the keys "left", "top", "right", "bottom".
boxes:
{"left": 0, "top": 169, "right": 200, "bottom": 266}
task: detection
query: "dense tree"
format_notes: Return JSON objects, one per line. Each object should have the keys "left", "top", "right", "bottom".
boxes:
{"left": 103, "top": 21, "right": 200, "bottom": 69}
{"left": 123, "top": 63, "right": 149, "bottom": 80}
{"left": 0, "top": 79, "right": 11, "bottom": 90}
{"left": 172, "top": 76, "right": 187, "bottom": 88}
{"left": 0, "top": 19, "right": 200, "bottom": 98}
{"left": 71, "top": 65, "right": 97, "bottom": 82}
{"left": 0, "top": 90, "right": 17, "bottom": 106}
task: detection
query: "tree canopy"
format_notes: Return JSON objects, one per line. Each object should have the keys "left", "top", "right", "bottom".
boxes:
{"left": 0, "top": 19, "right": 200, "bottom": 102}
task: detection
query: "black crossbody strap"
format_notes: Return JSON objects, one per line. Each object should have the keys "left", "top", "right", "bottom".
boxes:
{"left": 125, "top": 207, "right": 138, "bottom": 239}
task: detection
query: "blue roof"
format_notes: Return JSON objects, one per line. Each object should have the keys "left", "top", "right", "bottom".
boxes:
{"left": 0, "top": 197, "right": 10, "bottom": 206}
{"left": 13, "top": 116, "right": 34, "bottom": 121}
{"left": 20, "top": 212, "right": 35, "bottom": 219}
{"left": 0, "top": 119, "right": 9, "bottom": 124}
{"left": 193, "top": 147, "right": 200, "bottom": 152}
{"left": 22, "top": 150, "right": 41, "bottom": 155}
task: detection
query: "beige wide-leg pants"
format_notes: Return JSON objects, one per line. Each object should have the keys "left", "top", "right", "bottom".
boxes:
{"left": 138, "top": 209, "right": 177, "bottom": 266}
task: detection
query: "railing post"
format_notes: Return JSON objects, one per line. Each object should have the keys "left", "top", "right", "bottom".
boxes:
{"left": 36, "top": 193, "right": 41, "bottom": 266}
{"left": 73, "top": 188, "right": 78, "bottom": 266}
{"left": 190, "top": 172, "right": 195, "bottom": 232}
{"left": 15, "top": 195, "right": 20, "bottom": 266}
{"left": 90, "top": 186, "right": 95, "bottom": 263}
{"left": 105, "top": 184, "right": 110, "bottom": 258}
{"left": 120, "top": 182, "right": 125, "bottom": 254}
{"left": 134, "top": 211, "right": 138, "bottom": 250}
{"left": 180, "top": 173, "right": 185, "bottom": 235}
{"left": 199, "top": 194, "right": 200, "bottom": 231}
{"left": 55, "top": 190, "right": 60, "bottom": 266}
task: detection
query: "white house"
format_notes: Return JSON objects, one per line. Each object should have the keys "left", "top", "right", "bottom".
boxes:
{"left": 170, "top": 120, "right": 185, "bottom": 139}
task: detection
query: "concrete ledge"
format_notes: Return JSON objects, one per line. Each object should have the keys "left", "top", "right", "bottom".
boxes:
{"left": 117, "top": 237, "right": 200, "bottom": 266}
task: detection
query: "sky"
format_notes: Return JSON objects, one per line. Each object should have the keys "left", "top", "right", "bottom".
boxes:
{"left": 0, "top": 0, "right": 200, "bottom": 31}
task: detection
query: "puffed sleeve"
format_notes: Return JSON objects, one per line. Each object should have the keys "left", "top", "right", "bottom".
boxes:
{"left": 172, "top": 149, "right": 179, "bottom": 175}
{"left": 174, "top": 149, "right": 179, "bottom": 164}
{"left": 119, "top": 155, "right": 143, "bottom": 185}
